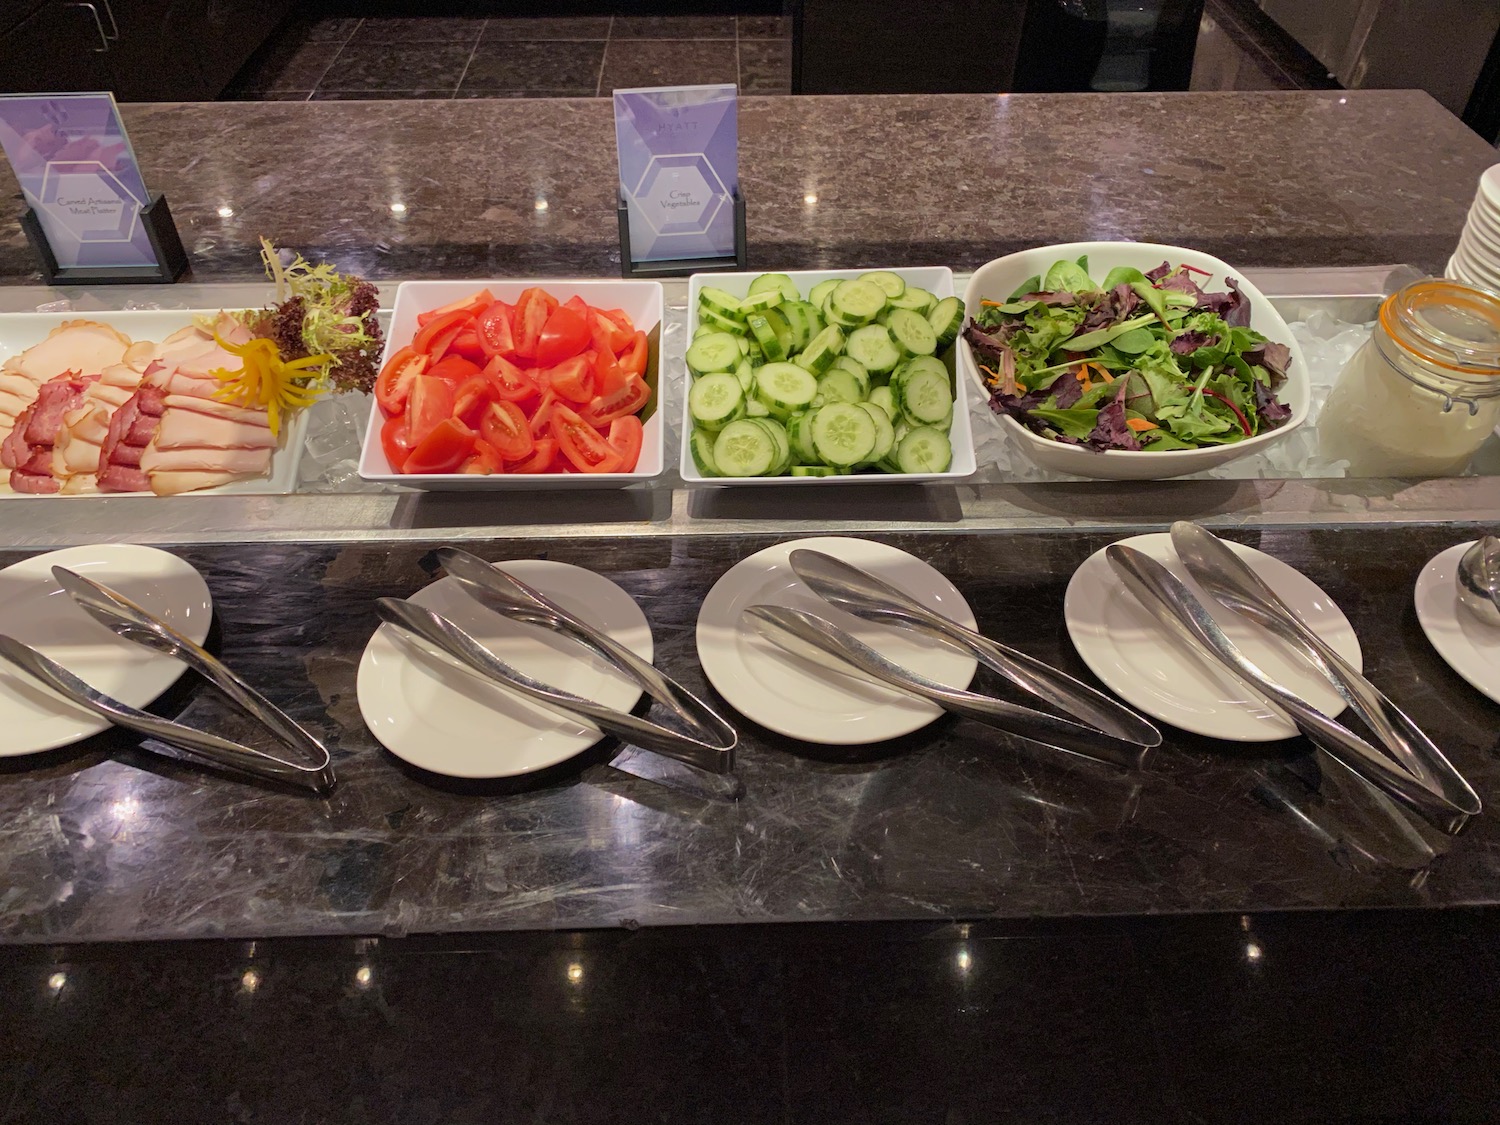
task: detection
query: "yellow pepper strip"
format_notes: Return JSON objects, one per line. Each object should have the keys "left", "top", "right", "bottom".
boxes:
{"left": 209, "top": 334, "right": 333, "bottom": 438}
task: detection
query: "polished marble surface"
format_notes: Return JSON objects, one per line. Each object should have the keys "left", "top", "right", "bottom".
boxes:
{"left": 0, "top": 525, "right": 1495, "bottom": 946}
{"left": 0, "top": 92, "right": 1490, "bottom": 285}
{"left": 0, "top": 909, "right": 1497, "bottom": 1124}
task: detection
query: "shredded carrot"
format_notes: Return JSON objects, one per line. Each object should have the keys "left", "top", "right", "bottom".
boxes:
{"left": 1093, "top": 363, "right": 1115, "bottom": 385}
{"left": 979, "top": 364, "right": 999, "bottom": 381}
{"left": 1126, "top": 417, "right": 1158, "bottom": 432}
{"left": 979, "top": 299, "right": 1007, "bottom": 307}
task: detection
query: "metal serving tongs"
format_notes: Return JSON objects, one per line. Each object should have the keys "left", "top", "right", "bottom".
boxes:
{"left": 0, "top": 568, "right": 335, "bottom": 794}
{"left": 374, "top": 600, "right": 737, "bottom": 777}
{"left": 786, "top": 549, "right": 1163, "bottom": 752}
{"left": 1106, "top": 544, "right": 1476, "bottom": 835}
{"left": 435, "top": 547, "right": 737, "bottom": 769}
{"left": 743, "top": 604, "right": 1150, "bottom": 769}
{"left": 1169, "top": 521, "right": 1481, "bottom": 820}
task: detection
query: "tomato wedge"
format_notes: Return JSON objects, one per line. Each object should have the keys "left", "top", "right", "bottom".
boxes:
{"left": 447, "top": 329, "right": 487, "bottom": 364}
{"left": 426, "top": 354, "right": 482, "bottom": 385}
{"left": 589, "top": 309, "right": 633, "bottom": 356}
{"left": 375, "top": 346, "right": 429, "bottom": 416}
{"left": 477, "top": 300, "right": 517, "bottom": 358}
{"left": 482, "top": 354, "right": 538, "bottom": 403}
{"left": 413, "top": 308, "right": 471, "bottom": 359}
{"left": 534, "top": 303, "right": 592, "bottom": 367}
{"left": 416, "top": 289, "right": 493, "bottom": 328}
{"left": 619, "top": 330, "right": 649, "bottom": 378}
{"left": 551, "top": 405, "right": 623, "bottom": 474}
{"left": 453, "top": 374, "right": 497, "bottom": 429}
{"left": 544, "top": 355, "right": 594, "bottom": 404}
{"left": 407, "top": 375, "right": 456, "bottom": 447}
{"left": 580, "top": 372, "right": 650, "bottom": 428}
{"left": 404, "top": 418, "right": 476, "bottom": 474}
{"left": 510, "top": 437, "right": 558, "bottom": 473}
{"left": 606, "top": 415, "right": 643, "bottom": 472}
{"left": 529, "top": 390, "right": 560, "bottom": 438}
{"left": 380, "top": 413, "right": 414, "bottom": 471}
{"left": 591, "top": 348, "right": 627, "bottom": 397}
{"left": 479, "top": 400, "right": 535, "bottom": 461}
{"left": 461, "top": 438, "right": 505, "bottom": 475}
{"left": 513, "top": 288, "right": 558, "bottom": 361}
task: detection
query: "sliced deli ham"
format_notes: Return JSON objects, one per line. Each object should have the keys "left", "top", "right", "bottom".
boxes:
{"left": 1, "top": 373, "right": 96, "bottom": 493}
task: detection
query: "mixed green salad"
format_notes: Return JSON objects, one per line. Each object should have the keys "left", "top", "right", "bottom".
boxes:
{"left": 963, "top": 257, "right": 1293, "bottom": 452}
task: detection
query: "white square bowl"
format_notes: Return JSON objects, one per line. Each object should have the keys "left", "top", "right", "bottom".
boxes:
{"left": 358, "top": 279, "right": 665, "bottom": 490}
{"left": 956, "top": 242, "right": 1309, "bottom": 482}
{"left": 680, "top": 267, "right": 977, "bottom": 486}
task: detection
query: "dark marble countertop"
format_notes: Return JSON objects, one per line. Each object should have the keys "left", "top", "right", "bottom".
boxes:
{"left": 0, "top": 91, "right": 1494, "bottom": 285}
{"left": 2, "top": 524, "right": 1497, "bottom": 946}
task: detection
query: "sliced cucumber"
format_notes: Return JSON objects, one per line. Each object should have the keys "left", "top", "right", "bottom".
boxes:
{"left": 889, "top": 286, "right": 936, "bottom": 314}
{"left": 747, "top": 308, "right": 792, "bottom": 363}
{"left": 793, "top": 324, "right": 846, "bottom": 376}
{"left": 787, "top": 411, "right": 819, "bottom": 464}
{"left": 807, "top": 279, "right": 841, "bottom": 310}
{"left": 745, "top": 398, "right": 770, "bottom": 417}
{"left": 737, "top": 289, "right": 784, "bottom": 314}
{"left": 751, "top": 417, "right": 792, "bottom": 475}
{"left": 816, "top": 367, "right": 865, "bottom": 404}
{"left": 856, "top": 400, "right": 896, "bottom": 464}
{"left": 886, "top": 308, "right": 938, "bottom": 358}
{"left": 686, "top": 331, "right": 744, "bottom": 376}
{"left": 734, "top": 358, "right": 755, "bottom": 393}
{"left": 688, "top": 371, "right": 746, "bottom": 431}
{"left": 845, "top": 324, "right": 902, "bottom": 375}
{"left": 859, "top": 270, "right": 906, "bottom": 299}
{"left": 791, "top": 465, "right": 838, "bottom": 477}
{"left": 689, "top": 428, "right": 722, "bottom": 477}
{"left": 699, "top": 286, "right": 746, "bottom": 322}
{"left": 747, "top": 272, "right": 800, "bottom": 303}
{"left": 691, "top": 323, "right": 716, "bottom": 340}
{"left": 894, "top": 425, "right": 952, "bottom": 473}
{"left": 897, "top": 367, "right": 953, "bottom": 427}
{"left": 713, "top": 419, "right": 778, "bottom": 477}
{"left": 700, "top": 306, "right": 747, "bottom": 335}
{"left": 867, "top": 385, "right": 896, "bottom": 419}
{"left": 753, "top": 361, "right": 819, "bottom": 418}
{"left": 928, "top": 296, "right": 964, "bottom": 348}
{"left": 828, "top": 279, "right": 888, "bottom": 327}
{"left": 811, "top": 402, "right": 878, "bottom": 467}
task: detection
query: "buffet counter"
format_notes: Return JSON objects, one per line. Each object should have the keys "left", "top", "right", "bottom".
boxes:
{"left": 1, "top": 90, "right": 1498, "bottom": 1125}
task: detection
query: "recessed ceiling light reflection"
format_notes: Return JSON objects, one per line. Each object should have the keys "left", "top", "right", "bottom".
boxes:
{"left": 217, "top": 205, "right": 234, "bottom": 219}
{"left": 803, "top": 193, "right": 818, "bottom": 205}
{"left": 954, "top": 946, "right": 972, "bottom": 975}
{"left": 566, "top": 962, "right": 584, "bottom": 985}
{"left": 390, "top": 202, "right": 408, "bottom": 215}
{"left": 534, "top": 198, "right": 549, "bottom": 212}
{"left": 355, "top": 966, "right": 373, "bottom": 988}
{"left": 241, "top": 968, "right": 261, "bottom": 993}
{"left": 48, "top": 971, "right": 66, "bottom": 993}
{"left": 1245, "top": 942, "right": 1263, "bottom": 963}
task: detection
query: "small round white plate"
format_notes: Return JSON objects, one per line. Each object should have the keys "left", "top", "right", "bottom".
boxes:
{"left": 0, "top": 544, "right": 213, "bottom": 755}
{"left": 357, "top": 560, "right": 651, "bottom": 779}
{"left": 695, "top": 536, "right": 978, "bottom": 745}
{"left": 1064, "top": 533, "right": 1360, "bottom": 742}
{"left": 1414, "top": 541, "right": 1500, "bottom": 707}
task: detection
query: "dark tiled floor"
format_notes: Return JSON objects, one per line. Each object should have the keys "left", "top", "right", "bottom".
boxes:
{"left": 225, "top": 4, "right": 1314, "bottom": 102}
{"left": 225, "top": 14, "right": 791, "bottom": 101}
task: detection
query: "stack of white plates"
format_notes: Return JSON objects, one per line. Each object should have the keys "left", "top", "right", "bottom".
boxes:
{"left": 1448, "top": 165, "right": 1500, "bottom": 291}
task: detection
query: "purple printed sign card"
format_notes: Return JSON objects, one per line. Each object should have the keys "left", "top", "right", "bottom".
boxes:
{"left": 0, "top": 92, "right": 159, "bottom": 270}
{"left": 614, "top": 84, "right": 738, "bottom": 264}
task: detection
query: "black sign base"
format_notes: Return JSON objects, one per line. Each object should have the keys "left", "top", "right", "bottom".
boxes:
{"left": 20, "top": 193, "right": 190, "bottom": 285}
{"left": 619, "top": 191, "right": 747, "bottom": 278}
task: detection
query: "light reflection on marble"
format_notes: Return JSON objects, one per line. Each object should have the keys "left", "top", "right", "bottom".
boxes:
{"left": 0, "top": 526, "right": 1494, "bottom": 945}
{"left": 0, "top": 92, "right": 1492, "bottom": 287}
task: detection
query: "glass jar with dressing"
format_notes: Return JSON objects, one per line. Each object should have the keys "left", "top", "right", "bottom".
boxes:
{"left": 1318, "top": 279, "right": 1500, "bottom": 476}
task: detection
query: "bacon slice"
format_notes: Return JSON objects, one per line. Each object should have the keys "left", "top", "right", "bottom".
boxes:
{"left": 2, "top": 373, "right": 94, "bottom": 492}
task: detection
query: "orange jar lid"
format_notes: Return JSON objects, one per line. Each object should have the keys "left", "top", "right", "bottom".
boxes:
{"left": 1379, "top": 280, "right": 1500, "bottom": 377}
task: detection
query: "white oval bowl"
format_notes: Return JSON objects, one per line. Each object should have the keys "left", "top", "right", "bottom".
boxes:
{"left": 957, "top": 241, "right": 1309, "bottom": 481}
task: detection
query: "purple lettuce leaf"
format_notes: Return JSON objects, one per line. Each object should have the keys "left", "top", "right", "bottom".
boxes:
{"left": 1253, "top": 380, "right": 1293, "bottom": 427}
{"left": 1145, "top": 261, "right": 1172, "bottom": 283}
{"left": 991, "top": 388, "right": 1082, "bottom": 444}
{"left": 1052, "top": 373, "right": 1084, "bottom": 408}
{"left": 1086, "top": 379, "right": 1142, "bottom": 451}
{"left": 1170, "top": 330, "right": 1217, "bottom": 355}
{"left": 1197, "top": 277, "right": 1250, "bottom": 327}
{"left": 963, "top": 322, "right": 1013, "bottom": 368}
{"left": 1243, "top": 339, "right": 1292, "bottom": 386}
{"left": 1019, "top": 291, "right": 1079, "bottom": 306}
